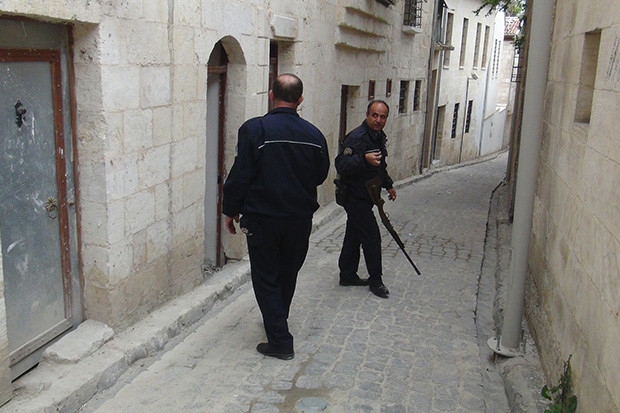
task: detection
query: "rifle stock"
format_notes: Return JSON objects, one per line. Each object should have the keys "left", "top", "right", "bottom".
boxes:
{"left": 365, "top": 177, "right": 422, "bottom": 275}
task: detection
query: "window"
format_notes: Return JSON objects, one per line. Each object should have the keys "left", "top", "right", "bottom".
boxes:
{"left": 368, "top": 80, "right": 376, "bottom": 100}
{"left": 451, "top": 103, "right": 460, "bottom": 139}
{"left": 376, "top": 0, "right": 396, "bottom": 6}
{"left": 398, "top": 81, "right": 409, "bottom": 114}
{"left": 574, "top": 30, "right": 601, "bottom": 123}
{"left": 492, "top": 39, "right": 501, "bottom": 78}
{"left": 386, "top": 79, "right": 392, "bottom": 97}
{"left": 465, "top": 100, "right": 473, "bottom": 133}
{"left": 481, "top": 25, "right": 490, "bottom": 68}
{"left": 443, "top": 12, "right": 454, "bottom": 67}
{"left": 404, "top": 0, "right": 423, "bottom": 28}
{"left": 459, "top": 18, "right": 469, "bottom": 67}
{"left": 413, "top": 80, "right": 422, "bottom": 111}
{"left": 473, "top": 23, "right": 482, "bottom": 68}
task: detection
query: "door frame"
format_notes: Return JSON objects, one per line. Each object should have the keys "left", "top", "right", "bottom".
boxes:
{"left": 0, "top": 47, "right": 74, "bottom": 368}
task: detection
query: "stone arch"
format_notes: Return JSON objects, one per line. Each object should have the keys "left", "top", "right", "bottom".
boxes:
{"left": 204, "top": 35, "right": 247, "bottom": 268}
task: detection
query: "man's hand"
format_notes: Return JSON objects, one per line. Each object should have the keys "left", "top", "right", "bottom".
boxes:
{"left": 365, "top": 151, "right": 382, "bottom": 167}
{"left": 225, "top": 215, "right": 240, "bottom": 234}
{"left": 387, "top": 188, "right": 397, "bottom": 201}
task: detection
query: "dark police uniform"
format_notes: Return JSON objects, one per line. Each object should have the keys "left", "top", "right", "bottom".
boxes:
{"left": 223, "top": 107, "right": 329, "bottom": 353}
{"left": 335, "top": 120, "right": 394, "bottom": 286}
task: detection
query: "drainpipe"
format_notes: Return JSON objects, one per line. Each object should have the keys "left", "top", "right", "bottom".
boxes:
{"left": 487, "top": 0, "right": 555, "bottom": 357}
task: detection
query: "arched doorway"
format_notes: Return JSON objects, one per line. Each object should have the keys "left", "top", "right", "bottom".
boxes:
{"left": 204, "top": 38, "right": 246, "bottom": 269}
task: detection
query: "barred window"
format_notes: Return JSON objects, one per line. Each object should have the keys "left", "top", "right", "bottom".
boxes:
{"left": 465, "top": 100, "right": 473, "bottom": 133}
{"left": 451, "top": 103, "right": 460, "bottom": 139}
{"left": 404, "top": 0, "right": 423, "bottom": 28}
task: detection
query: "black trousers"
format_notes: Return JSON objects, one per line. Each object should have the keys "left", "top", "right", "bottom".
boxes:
{"left": 338, "top": 197, "right": 383, "bottom": 282}
{"left": 241, "top": 215, "right": 312, "bottom": 351}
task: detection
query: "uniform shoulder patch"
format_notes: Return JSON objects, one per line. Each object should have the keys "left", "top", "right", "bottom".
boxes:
{"left": 343, "top": 147, "right": 353, "bottom": 156}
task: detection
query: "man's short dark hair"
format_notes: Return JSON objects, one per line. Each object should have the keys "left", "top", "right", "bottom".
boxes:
{"left": 367, "top": 99, "right": 390, "bottom": 115}
{"left": 272, "top": 74, "right": 303, "bottom": 103}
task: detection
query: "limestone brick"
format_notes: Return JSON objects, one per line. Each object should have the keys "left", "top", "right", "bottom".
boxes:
{"left": 99, "top": 19, "right": 126, "bottom": 65}
{"left": 141, "top": 66, "right": 172, "bottom": 108}
{"left": 152, "top": 106, "right": 173, "bottom": 147}
{"left": 123, "top": 109, "right": 154, "bottom": 153}
{"left": 138, "top": 146, "right": 171, "bottom": 190}
{"left": 172, "top": 26, "right": 196, "bottom": 65}
{"left": 74, "top": 64, "right": 104, "bottom": 113}
{"left": 172, "top": 204, "right": 203, "bottom": 247}
{"left": 106, "top": 199, "right": 126, "bottom": 245}
{"left": 143, "top": 0, "right": 168, "bottom": 23}
{"left": 0, "top": 0, "right": 101, "bottom": 23}
{"left": 102, "top": 0, "right": 143, "bottom": 20}
{"left": 79, "top": 161, "right": 107, "bottom": 204}
{"left": 174, "top": 0, "right": 201, "bottom": 27}
{"left": 125, "top": 190, "right": 156, "bottom": 236}
{"left": 589, "top": 89, "right": 620, "bottom": 164}
{"left": 171, "top": 140, "right": 200, "bottom": 182}
{"left": 182, "top": 169, "right": 205, "bottom": 207}
{"left": 147, "top": 219, "right": 172, "bottom": 262}
{"left": 101, "top": 65, "right": 140, "bottom": 111}
{"left": 105, "top": 155, "right": 139, "bottom": 200}
{"left": 154, "top": 182, "right": 170, "bottom": 222}
{"left": 80, "top": 200, "right": 109, "bottom": 247}
{"left": 132, "top": 229, "right": 148, "bottom": 269}
{"left": 108, "top": 239, "right": 134, "bottom": 283}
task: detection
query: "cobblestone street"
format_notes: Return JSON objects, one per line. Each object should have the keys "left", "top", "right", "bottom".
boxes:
{"left": 73, "top": 154, "right": 510, "bottom": 413}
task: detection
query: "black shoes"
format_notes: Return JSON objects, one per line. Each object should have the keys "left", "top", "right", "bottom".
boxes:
{"left": 339, "top": 276, "right": 370, "bottom": 286}
{"left": 256, "top": 342, "right": 294, "bottom": 360}
{"left": 369, "top": 282, "right": 390, "bottom": 298}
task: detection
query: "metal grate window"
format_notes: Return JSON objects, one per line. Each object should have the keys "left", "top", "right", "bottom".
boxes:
{"left": 404, "top": 0, "right": 423, "bottom": 28}
{"left": 451, "top": 103, "right": 460, "bottom": 139}
{"left": 465, "top": 100, "right": 473, "bottom": 133}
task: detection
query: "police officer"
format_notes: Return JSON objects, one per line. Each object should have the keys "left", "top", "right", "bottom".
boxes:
{"left": 335, "top": 100, "right": 396, "bottom": 298}
{"left": 222, "top": 74, "right": 330, "bottom": 360}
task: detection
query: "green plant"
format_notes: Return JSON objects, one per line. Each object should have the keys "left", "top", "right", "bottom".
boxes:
{"left": 474, "top": 0, "right": 524, "bottom": 17}
{"left": 541, "top": 355, "right": 578, "bottom": 413}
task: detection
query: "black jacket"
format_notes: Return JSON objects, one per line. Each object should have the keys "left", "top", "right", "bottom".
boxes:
{"left": 335, "top": 120, "right": 394, "bottom": 202}
{"left": 222, "top": 107, "right": 330, "bottom": 219}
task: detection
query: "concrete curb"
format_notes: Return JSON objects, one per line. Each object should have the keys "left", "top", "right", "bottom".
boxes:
{"left": 4, "top": 261, "right": 251, "bottom": 413}
{"left": 484, "top": 182, "right": 548, "bottom": 413}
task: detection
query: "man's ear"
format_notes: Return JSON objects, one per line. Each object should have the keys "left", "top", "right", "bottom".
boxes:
{"left": 297, "top": 95, "right": 304, "bottom": 106}
{"left": 269, "top": 90, "right": 274, "bottom": 101}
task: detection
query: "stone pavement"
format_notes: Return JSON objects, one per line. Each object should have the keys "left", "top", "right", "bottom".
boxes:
{"left": 1, "top": 152, "right": 547, "bottom": 413}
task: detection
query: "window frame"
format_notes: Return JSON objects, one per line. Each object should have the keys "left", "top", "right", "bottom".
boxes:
{"left": 403, "top": 0, "right": 423, "bottom": 28}
{"left": 398, "top": 80, "right": 410, "bottom": 114}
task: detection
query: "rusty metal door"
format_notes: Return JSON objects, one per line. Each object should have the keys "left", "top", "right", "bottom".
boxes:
{"left": 0, "top": 46, "right": 77, "bottom": 379}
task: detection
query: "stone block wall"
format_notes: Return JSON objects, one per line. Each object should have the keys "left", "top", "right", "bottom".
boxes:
{"left": 527, "top": 0, "right": 620, "bottom": 411}
{"left": 0, "top": 0, "right": 437, "bottom": 334}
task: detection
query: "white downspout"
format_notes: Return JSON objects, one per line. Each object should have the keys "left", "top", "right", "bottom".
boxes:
{"left": 488, "top": 0, "right": 555, "bottom": 357}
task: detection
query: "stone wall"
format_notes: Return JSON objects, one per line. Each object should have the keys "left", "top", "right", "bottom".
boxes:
{"left": 527, "top": 0, "right": 620, "bottom": 411}
{"left": 0, "top": 0, "right": 435, "bottom": 332}
{"left": 432, "top": 0, "right": 499, "bottom": 166}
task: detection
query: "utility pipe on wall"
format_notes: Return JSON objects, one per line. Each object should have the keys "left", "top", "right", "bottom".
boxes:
{"left": 488, "top": 0, "right": 555, "bottom": 357}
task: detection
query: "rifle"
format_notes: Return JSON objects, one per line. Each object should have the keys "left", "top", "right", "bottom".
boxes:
{"left": 365, "top": 176, "right": 422, "bottom": 275}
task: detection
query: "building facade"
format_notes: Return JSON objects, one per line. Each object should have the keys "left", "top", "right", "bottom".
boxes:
{"left": 421, "top": 0, "right": 502, "bottom": 169}
{"left": 0, "top": 0, "right": 503, "bottom": 400}
{"left": 525, "top": 0, "right": 620, "bottom": 411}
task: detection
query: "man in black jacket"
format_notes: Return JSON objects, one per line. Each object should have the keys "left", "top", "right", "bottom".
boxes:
{"left": 335, "top": 100, "right": 396, "bottom": 298}
{"left": 222, "top": 74, "right": 330, "bottom": 360}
